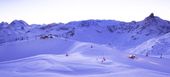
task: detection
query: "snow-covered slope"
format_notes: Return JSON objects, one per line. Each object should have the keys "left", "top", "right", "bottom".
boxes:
{"left": 0, "top": 54, "right": 170, "bottom": 77}
{"left": 1, "top": 13, "right": 170, "bottom": 51}
{"left": 0, "top": 37, "right": 117, "bottom": 62}
{"left": 0, "top": 38, "right": 170, "bottom": 77}
{"left": 1, "top": 13, "right": 170, "bottom": 77}
{"left": 130, "top": 32, "right": 170, "bottom": 56}
{"left": 0, "top": 38, "right": 74, "bottom": 61}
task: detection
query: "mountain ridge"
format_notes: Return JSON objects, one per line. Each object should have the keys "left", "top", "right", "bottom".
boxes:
{"left": 0, "top": 13, "right": 170, "bottom": 52}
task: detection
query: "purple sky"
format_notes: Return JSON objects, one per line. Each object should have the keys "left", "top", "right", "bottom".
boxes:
{"left": 0, "top": 0, "right": 170, "bottom": 24}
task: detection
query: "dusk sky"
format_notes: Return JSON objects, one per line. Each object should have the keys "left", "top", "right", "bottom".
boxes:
{"left": 0, "top": 0, "right": 170, "bottom": 24}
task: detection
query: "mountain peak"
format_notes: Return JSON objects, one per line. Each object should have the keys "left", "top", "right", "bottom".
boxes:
{"left": 144, "top": 13, "right": 162, "bottom": 22}
{"left": 9, "top": 20, "right": 29, "bottom": 30}
{"left": 10, "top": 20, "right": 28, "bottom": 26}
{"left": 0, "top": 22, "right": 8, "bottom": 28}
{"left": 145, "top": 13, "right": 155, "bottom": 19}
{"left": 149, "top": 13, "right": 154, "bottom": 18}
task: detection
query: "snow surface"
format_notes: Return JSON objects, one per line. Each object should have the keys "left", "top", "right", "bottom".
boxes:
{"left": 0, "top": 14, "right": 170, "bottom": 77}
{"left": 0, "top": 38, "right": 170, "bottom": 77}
{"left": 130, "top": 32, "right": 170, "bottom": 58}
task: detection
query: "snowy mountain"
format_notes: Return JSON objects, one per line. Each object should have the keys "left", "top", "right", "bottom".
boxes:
{"left": 0, "top": 13, "right": 170, "bottom": 77}
{"left": 0, "top": 20, "right": 30, "bottom": 43}
{"left": 1, "top": 13, "right": 170, "bottom": 50}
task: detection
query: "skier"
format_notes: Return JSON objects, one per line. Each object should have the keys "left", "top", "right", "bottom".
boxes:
{"left": 65, "top": 53, "right": 69, "bottom": 57}
{"left": 101, "top": 57, "right": 106, "bottom": 63}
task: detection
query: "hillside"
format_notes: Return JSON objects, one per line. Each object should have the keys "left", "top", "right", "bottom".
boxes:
{"left": 0, "top": 38, "right": 170, "bottom": 77}
{"left": 1, "top": 13, "right": 170, "bottom": 51}
{"left": 0, "top": 13, "right": 170, "bottom": 77}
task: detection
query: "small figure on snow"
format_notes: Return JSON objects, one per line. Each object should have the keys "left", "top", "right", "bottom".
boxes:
{"left": 65, "top": 53, "right": 69, "bottom": 57}
{"left": 90, "top": 45, "right": 93, "bottom": 48}
{"left": 128, "top": 54, "right": 136, "bottom": 59}
{"left": 145, "top": 52, "right": 149, "bottom": 57}
{"left": 160, "top": 53, "right": 163, "bottom": 59}
{"left": 101, "top": 57, "right": 106, "bottom": 63}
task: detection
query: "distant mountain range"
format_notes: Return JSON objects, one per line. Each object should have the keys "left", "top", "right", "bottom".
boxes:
{"left": 1, "top": 13, "right": 170, "bottom": 55}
